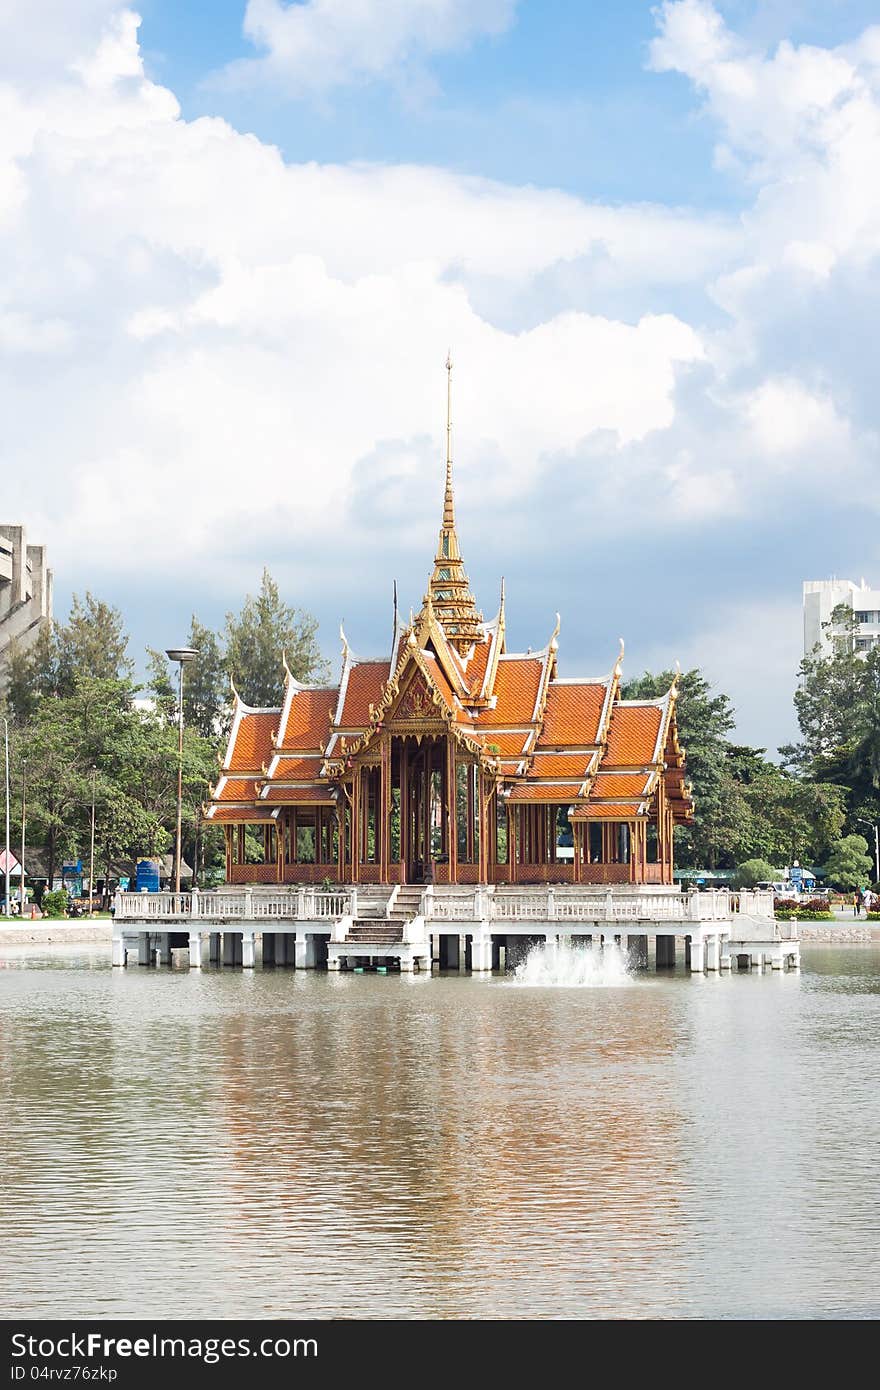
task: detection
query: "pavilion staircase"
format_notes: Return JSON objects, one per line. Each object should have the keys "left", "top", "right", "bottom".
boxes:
{"left": 343, "top": 885, "right": 423, "bottom": 946}
{"left": 344, "top": 922, "right": 404, "bottom": 946}
{"left": 388, "top": 885, "right": 425, "bottom": 923}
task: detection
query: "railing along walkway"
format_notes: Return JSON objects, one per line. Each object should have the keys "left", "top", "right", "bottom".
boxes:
{"left": 115, "top": 886, "right": 774, "bottom": 926}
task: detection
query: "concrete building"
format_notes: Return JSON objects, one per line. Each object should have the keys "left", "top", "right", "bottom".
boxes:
{"left": 803, "top": 578, "right": 880, "bottom": 657}
{"left": 0, "top": 524, "right": 53, "bottom": 685}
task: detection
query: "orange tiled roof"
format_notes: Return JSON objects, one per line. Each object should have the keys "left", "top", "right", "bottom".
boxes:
{"left": 421, "top": 652, "right": 461, "bottom": 717}
{"left": 590, "top": 771, "right": 653, "bottom": 798}
{"left": 207, "top": 804, "right": 275, "bottom": 823}
{"left": 480, "top": 656, "right": 543, "bottom": 727}
{"left": 338, "top": 662, "right": 388, "bottom": 727}
{"left": 571, "top": 800, "right": 644, "bottom": 820}
{"left": 527, "top": 752, "right": 594, "bottom": 780}
{"left": 473, "top": 731, "right": 531, "bottom": 757}
{"left": 261, "top": 784, "right": 335, "bottom": 804}
{"left": 507, "top": 783, "right": 585, "bottom": 803}
{"left": 602, "top": 703, "right": 663, "bottom": 766}
{"left": 279, "top": 687, "right": 338, "bottom": 749}
{"left": 216, "top": 776, "right": 260, "bottom": 802}
{"left": 463, "top": 637, "right": 491, "bottom": 696}
{"left": 267, "top": 755, "right": 323, "bottom": 782}
{"left": 227, "top": 710, "right": 279, "bottom": 772}
{"left": 539, "top": 682, "right": 606, "bottom": 746}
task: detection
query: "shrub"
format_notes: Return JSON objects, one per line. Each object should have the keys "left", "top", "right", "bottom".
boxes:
{"left": 733, "top": 858, "right": 778, "bottom": 889}
{"left": 773, "top": 896, "right": 833, "bottom": 921}
{"left": 42, "top": 889, "right": 69, "bottom": 918}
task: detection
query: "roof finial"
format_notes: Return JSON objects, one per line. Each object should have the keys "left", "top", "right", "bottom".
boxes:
{"left": 444, "top": 349, "right": 455, "bottom": 529}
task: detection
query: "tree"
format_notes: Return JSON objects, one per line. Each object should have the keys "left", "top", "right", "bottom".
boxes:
{"left": 183, "top": 617, "right": 229, "bottom": 739}
{"left": 788, "top": 604, "right": 863, "bottom": 776}
{"left": 225, "top": 568, "right": 327, "bottom": 707}
{"left": 621, "top": 668, "right": 735, "bottom": 867}
{"left": 822, "top": 835, "right": 873, "bottom": 891}
{"left": 55, "top": 593, "right": 131, "bottom": 693}
{"left": 732, "top": 858, "right": 778, "bottom": 889}
{"left": 4, "top": 592, "right": 131, "bottom": 724}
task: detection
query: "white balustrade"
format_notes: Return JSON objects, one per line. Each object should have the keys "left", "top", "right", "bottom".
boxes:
{"left": 116, "top": 888, "right": 352, "bottom": 923}
{"left": 116, "top": 884, "right": 771, "bottom": 927}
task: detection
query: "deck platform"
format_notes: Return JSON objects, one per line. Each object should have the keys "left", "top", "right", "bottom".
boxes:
{"left": 112, "top": 885, "right": 798, "bottom": 974}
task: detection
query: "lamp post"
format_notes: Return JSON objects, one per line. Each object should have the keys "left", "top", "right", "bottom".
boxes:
{"left": 88, "top": 766, "right": 96, "bottom": 917}
{"left": 857, "top": 818, "right": 880, "bottom": 884}
{"left": 165, "top": 647, "right": 199, "bottom": 896}
{"left": 20, "top": 757, "right": 27, "bottom": 915}
{"left": 3, "top": 717, "right": 9, "bottom": 918}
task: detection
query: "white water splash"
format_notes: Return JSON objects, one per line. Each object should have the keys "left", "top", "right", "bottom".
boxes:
{"left": 511, "top": 939, "right": 634, "bottom": 987}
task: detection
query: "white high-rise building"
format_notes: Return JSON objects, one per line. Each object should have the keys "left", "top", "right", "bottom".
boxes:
{"left": 803, "top": 578, "right": 880, "bottom": 657}
{"left": 0, "top": 524, "right": 53, "bottom": 686}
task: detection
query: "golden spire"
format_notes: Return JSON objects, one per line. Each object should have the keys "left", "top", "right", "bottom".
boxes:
{"left": 424, "top": 352, "right": 483, "bottom": 654}
{"left": 444, "top": 350, "right": 455, "bottom": 529}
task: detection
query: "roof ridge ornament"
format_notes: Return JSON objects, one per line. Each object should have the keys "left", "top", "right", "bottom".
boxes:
{"left": 425, "top": 352, "right": 483, "bottom": 654}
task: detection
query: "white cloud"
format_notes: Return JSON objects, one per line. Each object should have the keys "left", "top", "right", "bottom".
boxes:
{"left": 221, "top": 0, "right": 517, "bottom": 95}
{"left": 2, "top": 2, "right": 880, "bottom": 754}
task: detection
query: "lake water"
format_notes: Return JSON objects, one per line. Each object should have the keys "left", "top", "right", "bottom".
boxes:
{"left": 1, "top": 943, "right": 878, "bottom": 1320}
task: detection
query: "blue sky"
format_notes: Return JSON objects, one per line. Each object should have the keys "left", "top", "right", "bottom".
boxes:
{"left": 2, "top": 0, "right": 880, "bottom": 750}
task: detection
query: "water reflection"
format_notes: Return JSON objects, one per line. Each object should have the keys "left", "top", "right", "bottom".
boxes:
{"left": 1, "top": 944, "right": 878, "bottom": 1318}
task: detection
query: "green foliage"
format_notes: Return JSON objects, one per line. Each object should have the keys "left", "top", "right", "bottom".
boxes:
{"left": 225, "top": 568, "right": 328, "bottom": 707}
{"left": 41, "top": 889, "right": 69, "bottom": 918}
{"left": 622, "top": 669, "right": 843, "bottom": 870}
{"left": 4, "top": 592, "right": 130, "bottom": 724}
{"left": 732, "top": 858, "right": 778, "bottom": 889}
{"left": 821, "top": 834, "right": 873, "bottom": 891}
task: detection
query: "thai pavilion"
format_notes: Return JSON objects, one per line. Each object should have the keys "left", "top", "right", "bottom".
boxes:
{"left": 205, "top": 364, "right": 693, "bottom": 889}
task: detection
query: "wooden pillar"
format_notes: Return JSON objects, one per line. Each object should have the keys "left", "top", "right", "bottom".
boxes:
{"left": 351, "top": 768, "right": 361, "bottom": 883}
{"left": 447, "top": 737, "right": 457, "bottom": 883}
{"left": 478, "top": 772, "right": 488, "bottom": 884}
{"left": 573, "top": 822, "right": 581, "bottom": 883}
{"left": 276, "top": 816, "right": 284, "bottom": 883}
{"left": 509, "top": 805, "right": 517, "bottom": 884}
{"left": 400, "top": 741, "right": 409, "bottom": 883}
{"left": 379, "top": 736, "right": 390, "bottom": 882}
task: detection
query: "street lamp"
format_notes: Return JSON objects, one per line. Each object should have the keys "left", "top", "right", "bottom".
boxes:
{"left": 3, "top": 717, "right": 9, "bottom": 918}
{"left": 857, "top": 818, "right": 880, "bottom": 884}
{"left": 88, "top": 765, "right": 96, "bottom": 918}
{"left": 20, "top": 756, "right": 27, "bottom": 916}
{"left": 165, "top": 647, "right": 199, "bottom": 896}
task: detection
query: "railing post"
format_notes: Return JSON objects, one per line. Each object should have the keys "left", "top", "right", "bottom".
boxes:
{"left": 113, "top": 889, "right": 123, "bottom": 921}
{"left": 191, "top": 886, "right": 200, "bottom": 919}
{"left": 604, "top": 890, "right": 613, "bottom": 921}
{"left": 244, "top": 886, "right": 253, "bottom": 921}
{"left": 297, "top": 887, "right": 305, "bottom": 920}
{"left": 547, "top": 886, "right": 556, "bottom": 921}
{"left": 423, "top": 884, "right": 434, "bottom": 920}
{"left": 350, "top": 887, "right": 358, "bottom": 920}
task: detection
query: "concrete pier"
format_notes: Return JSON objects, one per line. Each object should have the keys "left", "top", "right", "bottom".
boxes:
{"left": 112, "top": 885, "right": 798, "bottom": 977}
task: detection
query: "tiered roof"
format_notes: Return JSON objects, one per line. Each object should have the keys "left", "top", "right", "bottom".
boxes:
{"left": 205, "top": 365, "right": 693, "bottom": 828}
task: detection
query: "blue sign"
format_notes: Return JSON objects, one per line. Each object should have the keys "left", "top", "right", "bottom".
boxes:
{"left": 790, "top": 866, "right": 803, "bottom": 881}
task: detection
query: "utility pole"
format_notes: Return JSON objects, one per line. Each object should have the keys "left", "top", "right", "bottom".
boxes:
{"left": 165, "top": 647, "right": 199, "bottom": 896}
{"left": 89, "top": 766, "right": 96, "bottom": 917}
{"left": 3, "top": 718, "right": 10, "bottom": 917}
{"left": 20, "top": 758, "right": 27, "bottom": 915}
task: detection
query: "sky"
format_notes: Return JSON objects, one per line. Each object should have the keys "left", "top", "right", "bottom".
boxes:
{"left": 2, "top": 0, "right": 880, "bottom": 751}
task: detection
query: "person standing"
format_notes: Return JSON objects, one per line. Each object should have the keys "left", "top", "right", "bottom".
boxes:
{"left": 853, "top": 889, "right": 863, "bottom": 916}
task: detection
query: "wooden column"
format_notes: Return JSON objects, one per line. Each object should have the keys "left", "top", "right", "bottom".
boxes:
{"left": 276, "top": 816, "right": 284, "bottom": 882}
{"left": 478, "top": 772, "right": 488, "bottom": 883}
{"left": 446, "top": 737, "right": 457, "bottom": 883}
{"left": 379, "top": 736, "right": 390, "bottom": 882}
{"left": 400, "top": 741, "right": 409, "bottom": 883}
{"left": 351, "top": 768, "right": 361, "bottom": 883}
{"left": 573, "top": 822, "right": 581, "bottom": 883}
{"left": 509, "top": 805, "right": 517, "bottom": 884}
